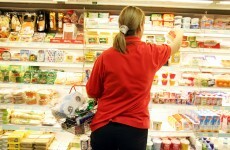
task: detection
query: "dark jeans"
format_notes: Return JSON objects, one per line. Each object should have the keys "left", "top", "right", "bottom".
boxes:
{"left": 90, "top": 122, "right": 148, "bottom": 150}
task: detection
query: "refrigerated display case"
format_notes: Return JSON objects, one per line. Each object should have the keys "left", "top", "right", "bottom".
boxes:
{"left": 0, "top": 0, "right": 229, "bottom": 149}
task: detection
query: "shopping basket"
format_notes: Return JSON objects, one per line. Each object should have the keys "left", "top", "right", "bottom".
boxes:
{"left": 51, "top": 84, "right": 96, "bottom": 135}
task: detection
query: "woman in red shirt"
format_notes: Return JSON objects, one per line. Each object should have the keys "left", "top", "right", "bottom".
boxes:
{"left": 86, "top": 6, "right": 183, "bottom": 150}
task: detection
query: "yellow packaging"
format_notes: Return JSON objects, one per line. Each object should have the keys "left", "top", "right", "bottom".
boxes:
{"left": 21, "top": 138, "right": 35, "bottom": 148}
{"left": 168, "top": 116, "right": 182, "bottom": 131}
{"left": 8, "top": 134, "right": 24, "bottom": 143}
{"left": 8, "top": 143, "right": 20, "bottom": 149}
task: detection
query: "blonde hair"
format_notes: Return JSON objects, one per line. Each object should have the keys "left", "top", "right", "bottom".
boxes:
{"left": 113, "top": 6, "right": 145, "bottom": 53}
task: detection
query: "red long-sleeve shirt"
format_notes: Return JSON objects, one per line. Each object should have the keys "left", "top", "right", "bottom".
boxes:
{"left": 86, "top": 36, "right": 171, "bottom": 132}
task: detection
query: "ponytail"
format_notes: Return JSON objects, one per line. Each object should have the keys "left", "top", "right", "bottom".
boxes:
{"left": 113, "top": 32, "right": 126, "bottom": 54}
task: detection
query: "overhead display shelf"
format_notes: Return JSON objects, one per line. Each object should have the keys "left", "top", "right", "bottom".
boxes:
{"left": 0, "top": 0, "right": 229, "bottom": 14}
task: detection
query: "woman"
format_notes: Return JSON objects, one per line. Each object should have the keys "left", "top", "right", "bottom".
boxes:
{"left": 86, "top": 6, "right": 183, "bottom": 150}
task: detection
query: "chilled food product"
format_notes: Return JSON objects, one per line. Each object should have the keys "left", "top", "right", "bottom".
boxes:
{"left": 1, "top": 50, "right": 11, "bottom": 61}
{"left": 49, "top": 12, "right": 57, "bottom": 31}
{"left": 24, "top": 90, "right": 37, "bottom": 105}
{"left": 152, "top": 20, "right": 163, "bottom": 27}
{"left": 12, "top": 90, "right": 25, "bottom": 104}
{"left": 151, "top": 14, "right": 162, "bottom": 21}
{"left": 164, "top": 21, "right": 174, "bottom": 28}
{"left": 215, "top": 74, "right": 230, "bottom": 88}
{"left": 8, "top": 32, "right": 19, "bottom": 41}
{"left": 20, "top": 13, "right": 36, "bottom": 35}
{"left": 45, "top": 49, "right": 55, "bottom": 62}
{"left": 162, "top": 139, "right": 172, "bottom": 150}
{"left": 32, "top": 32, "right": 46, "bottom": 42}
{"left": 201, "top": 15, "right": 214, "bottom": 29}
{"left": 221, "top": 60, "right": 230, "bottom": 67}
{"left": 37, "top": 49, "right": 45, "bottom": 62}
{"left": 163, "top": 14, "right": 174, "bottom": 21}
{"left": 20, "top": 50, "right": 30, "bottom": 61}
{"left": 0, "top": 15, "right": 10, "bottom": 39}
{"left": 181, "top": 139, "right": 190, "bottom": 150}
{"left": 37, "top": 89, "right": 51, "bottom": 105}
{"left": 37, "top": 11, "right": 46, "bottom": 32}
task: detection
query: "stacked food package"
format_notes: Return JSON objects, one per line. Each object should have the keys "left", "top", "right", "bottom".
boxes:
{"left": 0, "top": 88, "right": 58, "bottom": 105}
{"left": 0, "top": 131, "right": 55, "bottom": 150}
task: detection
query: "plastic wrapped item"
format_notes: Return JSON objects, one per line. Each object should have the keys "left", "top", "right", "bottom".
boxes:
{"left": 163, "top": 14, "right": 174, "bottom": 21}
{"left": 37, "top": 90, "right": 52, "bottom": 105}
{"left": 24, "top": 90, "right": 37, "bottom": 105}
{"left": 12, "top": 90, "right": 25, "bottom": 104}
{"left": 215, "top": 74, "right": 230, "bottom": 87}
{"left": 151, "top": 14, "right": 162, "bottom": 21}
{"left": 194, "top": 73, "right": 214, "bottom": 87}
{"left": 20, "top": 50, "right": 30, "bottom": 61}
{"left": 20, "top": 13, "right": 36, "bottom": 35}
{"left": 164, "top": 21, "right": 174, "bottom": 28}
{"left": 0, "top": 15, "right": 10, "bottom": 39}
{"left": 201, "top": 15, "right": 214, "bottom": 29}
{"left": 32, "top": 32, "right": 46, "bottom": 42}
{"left": 8, "top": 32, "right": 19, "bottom": 41}
{"left": 11, "top": 14, "right": 21, "bottom": 32}
{"left": 152, "top": 20, "right": 163, "bottom": 27}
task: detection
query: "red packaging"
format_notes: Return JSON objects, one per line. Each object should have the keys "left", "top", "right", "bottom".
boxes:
{"left": 171, "top": 139, "right": 180, "bottom": 150}
{"left": 162, "top": 139, "right": 171, "bottom": 150}
{"left": 198, "top": 41, "right": 220, "bottom": 49}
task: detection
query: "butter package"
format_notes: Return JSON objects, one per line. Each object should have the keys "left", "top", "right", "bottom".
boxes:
{"left": 152, "top": 20, "right": 163, "bottom": 27}
{"left": 8, "top": 143, "right": 20, "bottom": 149}
{"left": 164, "top": 21, "right": 174, "bottom": 28}
{"left": 151, "top": 14, "right": 162, "bottom": 21}
{"left": 21, "top": 138, "right": 35, "bottom": 148}
{"left": 163, "top": 14, "right": 174, "bottom": 21}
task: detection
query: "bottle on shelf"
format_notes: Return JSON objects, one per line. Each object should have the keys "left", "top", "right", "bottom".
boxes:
{"left": 37, "top": 11, "right": 46, "bottom": 32}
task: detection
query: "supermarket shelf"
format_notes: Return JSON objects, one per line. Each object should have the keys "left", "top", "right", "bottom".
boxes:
{"left": 0, "top": 104, "right": 51, "bottom": 111}
{"left": 1, "top": 124, "right": 62, "bottom": 132}
{"left": 148, "top": 130, "right": 194, "bottom": 137}
{"left": 151, "top": 85, "right": 230, "bottom": 92}
{"left": 85, "top": 44, "right": 111, "bottom": 50}
{"left": 180, "top": 48, "right": 230, "bottom": 54}
{"left": 165, "top": 65, "right": 230, "bottom": 73}
{"left": 0, "top": 61, "right": 84, "bottom": 68}
{"left": 0, "top": 42, "right": 84, "bottom": 50}
{"left": 195, "top": 132, "right": 230, "bottom": 138}
{"left": 84, "top": 63, "right": 230, "bottom": 73}
{"left": 86, "top": 26, "right": 230, "bottom": 38}
{"left": 150, "top": 104, "right": 230, "bottom": 111}
{"left": 0, "top": 83, "right": 85, "bottom": 89}
{"left": 150, "top": 131, "right": 230, "bottom": 138}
